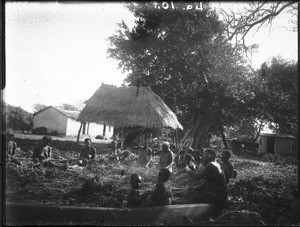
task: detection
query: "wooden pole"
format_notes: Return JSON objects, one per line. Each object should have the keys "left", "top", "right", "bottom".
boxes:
{"left": 121, "top": 128, "right": 124, "bottom": 150}
{"left": 77, "top": 122, "right": 83, "bottom": 144}
{"left": 103, "top": 124, "right": 106, "bottom": 137}
{"left": 175, "top": 129, "right": 178, "bottom": 149}
{"left": 157, "top": 128, "right": 161, "bottom": 149}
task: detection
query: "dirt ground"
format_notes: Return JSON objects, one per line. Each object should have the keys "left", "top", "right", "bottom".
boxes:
{"left": 13, "top": 132, "right": 112, "bottom": 144}
{"left": 5, "top": 136, "right": 299, "bottom": 225}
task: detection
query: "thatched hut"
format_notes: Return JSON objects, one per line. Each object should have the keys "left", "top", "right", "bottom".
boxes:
{"left": 77, "top": 84, "right": 183, "bottom": 148}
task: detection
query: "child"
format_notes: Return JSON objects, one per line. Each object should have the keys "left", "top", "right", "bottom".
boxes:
{"left": 149, "top": 168, "right": 173, "bottom": 206}
{"left": 108, "top": 140, "right": 122, "bottom": 163}
{"left": 33, "top": 136, "right": 67, "bottom": 170}
{"left": 137, "top": 142, "right": 152, "bottom": 168}
{"left": 78, "top": 138, "right": 96, "bottom": 166}
{"left": 127, "top": 173, "right": 148, "bottom": 207}
{"left": 220, "top": 149, "right": 236, "bottom": 184}
{"left": 6, "top": 133, "right": 22, "bottom": 165}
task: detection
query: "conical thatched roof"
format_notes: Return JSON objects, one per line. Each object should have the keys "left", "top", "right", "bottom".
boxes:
{"left": 77, "top": 84, "right": 183, "bottom": 130}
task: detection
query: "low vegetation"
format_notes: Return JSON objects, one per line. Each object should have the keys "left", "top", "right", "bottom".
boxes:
{"left": 5, "top": 140, "right": 298, "bottom": 225}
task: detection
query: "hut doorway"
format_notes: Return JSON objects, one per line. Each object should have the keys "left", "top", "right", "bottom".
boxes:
{"left": 266, "top": 137, "right": 275, "bottom": 154}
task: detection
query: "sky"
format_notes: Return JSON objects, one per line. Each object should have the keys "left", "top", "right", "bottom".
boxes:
{"left": 4, "top": 2, "right": 298, "bottom": 113}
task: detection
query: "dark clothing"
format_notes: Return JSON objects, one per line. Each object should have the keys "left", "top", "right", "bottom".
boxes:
{"left": 127, "top": 188, "right": 144, "bottom": 207}
{"left": 119, "top": 150, "right": 131, "bottom": 161}
{"left": 158, "top": 149, "right": 174, "bottom": 172}
{"left": 187, "top": 161, "right": 228, "bottom": 211}
{"left": 137, "top": 148, "right": 152, "bottom": 167}
{"left": 221, "top": 161, "right": 234, "bottom": 184}
{"left": 33, "top": 144, "right": 52, "bottom": 162}
{"left": 108, "top": 148, "right": 122, "bottom": 162}
{"left": 150, "top": 181, "right": 173, "bottom": 206}
{"left": 80, "top": 146, "right": 96, "bottom": 160}
{"left": 33, "top": 144, "right": 66, "bottom": 169}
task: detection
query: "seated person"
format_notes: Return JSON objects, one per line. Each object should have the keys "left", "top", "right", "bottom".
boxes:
{"left": 148, "top": 168, "right": 173, "bottom": 206}
{"left": 174, "top": 149, "right": 185, "bottom": 168}
{"left": 177, "top": 147, "right": 197, "bottom": 171}
{"left": 6, "top": 133, "right": 22, "bottom": 165}
{"left": 158, "top": 142, "right": 174, "bottom": 173}
{"left": 137, "top": 142, "right": 152, "bottom": 168}
{"left": 220, "top": 149, "right": 236, "bottom": 184}
{"left": 175, "top": 148, "right": 228, "bottom": 212}
{"left": 118, "top": 149, "right": 132, "bottom": 162}
{"left": 33, "top": 136, "right": 67, "bottom": 170}
{"left": 78, "top": 138, "right": 96, "bottom": 166}
{"left": 108, "top": 140, "right": 122, "bottom": 163}
{"left": 127, "top": 173, "right": 148, "bottom": 207}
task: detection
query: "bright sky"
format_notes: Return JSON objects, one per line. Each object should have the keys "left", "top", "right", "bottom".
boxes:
{"left": 4, "top": 2, "right": 298, "bottom": 113}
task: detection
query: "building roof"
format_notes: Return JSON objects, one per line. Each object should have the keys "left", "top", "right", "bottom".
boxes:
{"left": 56, "top": 108, "right": 80, "bottom": 119}
{"left": 34, "top": 106, "right": 80, "bottom": 120}
{"left": 77, "top": 84, "right": 183, "bottom": 130}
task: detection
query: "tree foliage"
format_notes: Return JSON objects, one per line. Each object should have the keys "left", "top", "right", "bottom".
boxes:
{"left": 58, "top": 103, "right": 78, "bottom": 111}
{"left": 108, "top": 2, "right": 256, "bottom": 148}
{"left": 33, "top": 103, "right": 47, "bottom": 113}
{"left": 255, "top": 57, "right": 298, "bottom": 136}
{"left": 5, "top": 103, "right": 33, "bottom": 132}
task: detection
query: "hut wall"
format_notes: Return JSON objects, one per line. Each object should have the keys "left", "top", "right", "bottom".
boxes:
{"left": 258, "top": 136, "right": 268, "bottom": 154}
{"left": 76, "top": 122, "right": 114, "bottom": 139}
{"left": 33, "top": 107, "right": 68, "bottom": 135}
{"left": 274, "top": 138, "right": 293, "bottom": 155}
{"left": 66, "top": 118, "right": 82, "bottom": 136}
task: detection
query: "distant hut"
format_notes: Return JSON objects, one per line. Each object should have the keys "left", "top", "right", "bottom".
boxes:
{"left": 77, "top": 84, "right": 183, "bottom": 148}
{"left": 32, "top": 106, "right": 112, "bottom": 138}
{"left": 258, "top": 134, "right": 296, "bottom": 155}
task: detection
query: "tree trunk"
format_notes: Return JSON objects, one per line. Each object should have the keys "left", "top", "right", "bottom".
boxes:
{"left": 77, "top": 122, "right": 83, "bottom": 144}
{"left": 218, "top": 122, "right": 229, "bottom": 149}
{"left": 192, "top": 107, "right": 213, "bottom": 150}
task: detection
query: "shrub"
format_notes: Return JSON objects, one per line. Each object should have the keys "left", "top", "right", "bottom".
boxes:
{"left": 261, "top": 153, "right": 297, "bottom": 165}
{"left": 32, "top": 127, "right": 47, "bottom": 135}
{"left": 49, "top": 130, "right": 59, "bottom": 136}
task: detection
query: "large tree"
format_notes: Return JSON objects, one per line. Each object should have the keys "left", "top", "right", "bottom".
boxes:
{"left": 255, "top": 57, "right": 298, "bottom": 136}
{"left": 108, "top": 2, "right": 255, "bottom": 149}
{"left": 217, "top": 2, "right": 297, "bottom": 55}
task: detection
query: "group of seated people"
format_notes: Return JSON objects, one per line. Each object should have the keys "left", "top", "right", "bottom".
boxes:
{"left": 126, "top": 143, "right": 236, "bottom": 213}
{"left": 6, "top": 134, "right": 236, "bottom": 212}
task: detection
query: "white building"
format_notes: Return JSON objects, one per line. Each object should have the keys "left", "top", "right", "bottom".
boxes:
{"left": 33, "top": 106, "right": 113, "bottom": 138}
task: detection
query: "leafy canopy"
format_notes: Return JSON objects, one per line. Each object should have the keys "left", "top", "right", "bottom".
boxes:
{"left": 108, "top": 2, "right": 253, "bottom": 136}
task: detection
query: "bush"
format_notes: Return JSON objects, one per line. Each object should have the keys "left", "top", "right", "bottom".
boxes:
{"left": 261, "top": 153, "right": 297, "bottom": 165}
{"left": 95, "top": 135, "right": 107, "bottom": 140}
{"left": 49, "top": 130, "right": 59, "bottom": 136}
{"left": 32, "top": 127, "right": 47, "bottom": 135}
{"left": 228, "top": 175, "right": 297, "bottom": 224}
